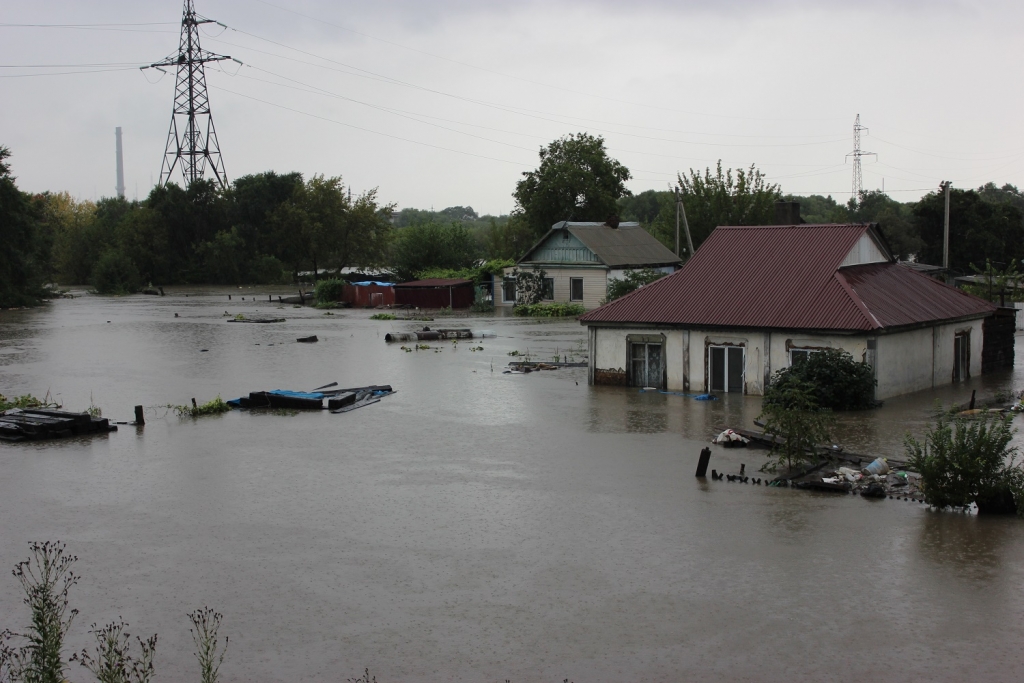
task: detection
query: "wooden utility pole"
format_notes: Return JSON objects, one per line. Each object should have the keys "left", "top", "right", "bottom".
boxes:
{"left": 677, "top": 188, "right": 695, "bottom": 258}
{"left": 941, "top": 181, "right": 952, "bottom": 270}
{"left": 674, "top": 187, "right": 680, "bottom": 257}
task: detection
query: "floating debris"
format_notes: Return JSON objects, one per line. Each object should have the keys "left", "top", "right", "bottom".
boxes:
{"left": 0, "top": 409, "right": 116, "bottom": 442}
{"left": 296, "top": 335, "right": 318, "bottom": 343}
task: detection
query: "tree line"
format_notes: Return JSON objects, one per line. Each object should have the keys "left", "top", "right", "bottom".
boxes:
{"left": 3, "top": 135, "right": 1023, "bottom": 307}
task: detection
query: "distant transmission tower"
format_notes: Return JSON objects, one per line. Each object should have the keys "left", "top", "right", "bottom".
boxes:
{"left": 846, "top": 114, "right": 876, "bottom": 202}
{"left": 143, "top": 0, "right": 236, "bottom": 188}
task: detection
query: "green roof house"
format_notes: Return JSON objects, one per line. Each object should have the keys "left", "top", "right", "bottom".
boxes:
{"left": 496, "top": 219, "right": 682, "bottom": 310}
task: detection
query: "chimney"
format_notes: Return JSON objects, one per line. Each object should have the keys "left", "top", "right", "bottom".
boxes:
{"left": 773, "top": 201, "right": 801, "bottom": 225}
{"left": 605, "top": 214, "right": 620, "bottom": 229}
{"left": 115, "top": 127, "right": 125, "bottom": 199}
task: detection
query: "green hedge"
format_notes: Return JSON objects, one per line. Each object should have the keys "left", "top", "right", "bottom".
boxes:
{"left": 314, "top": 278, "right": 346, "bottom": 304}
{"left": 513, "top": 302, "right": 585, "bottom": 317}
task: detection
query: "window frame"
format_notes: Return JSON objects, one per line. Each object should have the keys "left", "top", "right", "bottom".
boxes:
{"left": 501, "top": 276, "right": 517, "bottom": 304}
{"left": 541, "top": 277, "right": 555, "bottom": 301}
{"left": 789, "top": 348, "right": 821, "bottom": 366}
{"left": 569, "top": 277, "right": 584, "bottom": 302}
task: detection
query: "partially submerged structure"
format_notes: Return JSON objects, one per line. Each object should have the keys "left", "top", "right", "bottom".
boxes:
{"left": 496, "top": 219, "right": 682, "bottom": 311}
{"left": 394, "top": 278, "right": 474, "bottom": 309}
{"left": 580, "top": 223, "right": 1010, "bottom": 399}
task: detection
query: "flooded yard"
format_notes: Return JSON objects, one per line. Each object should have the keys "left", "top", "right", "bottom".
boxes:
{"left": 2, "top": 288, "right": 1024, "bottom": 682}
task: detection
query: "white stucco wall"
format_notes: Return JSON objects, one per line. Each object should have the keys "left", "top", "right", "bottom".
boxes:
{"left": 874, "top": 319, "right": 984, "bottom": 399}
{"left": 589, "top": 320, "right": 987, "bottom": 399}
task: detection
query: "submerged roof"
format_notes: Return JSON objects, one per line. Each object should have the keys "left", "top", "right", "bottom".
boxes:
{"left": 394, "top": 278, "right": 472, "bottom": 288}
{"left": 580, "top": 224, "right": 995, "bottom": 331}
{"left": 520, "top": 221, "right": 683, "bottom": 268}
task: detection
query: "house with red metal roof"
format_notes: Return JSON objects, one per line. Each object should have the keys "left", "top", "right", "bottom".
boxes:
{"left": 579, "top": 223, "right": 1005, "bottom": 400}
{"left": 496, "top": 219, "right": 682, "bottom": 311}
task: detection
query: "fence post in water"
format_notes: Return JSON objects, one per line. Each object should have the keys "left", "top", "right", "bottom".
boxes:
{"left": 191, "top": 398, "right": 198, "bottom": 411}
{"left": 695, "top": 447, "right": 712, "bottom": 478}
{"left": 134, "top": 405, "right": 145, "bottom": 425}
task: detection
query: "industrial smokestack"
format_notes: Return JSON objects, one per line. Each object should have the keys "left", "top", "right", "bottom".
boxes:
{"left": 115, "top": 127, "right": 125, "bottom": 199}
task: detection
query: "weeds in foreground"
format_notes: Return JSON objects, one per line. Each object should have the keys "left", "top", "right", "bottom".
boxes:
{"left": 0, "top": 392, "right": 61, "bottom": 412}
{"left": 188, "top": 608, "right": 227, "bottom": 683}
{"left": 72, "top": 619, "right": 157, "bottom": 683}
{"left": 0, "top": 541, "right": 79, "bottom": 683}
{"left": 169, "top": 397, "right": 231, "bottom": 418}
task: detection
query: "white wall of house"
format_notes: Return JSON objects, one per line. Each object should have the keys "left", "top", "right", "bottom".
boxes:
{"left": 496, "top": 266, "right": 609, "bottom": 310}
{"left": 589, "top": 318, "right": 988, "bottom": 399}
{"left": 606, "top": 265, "right": 677, "bottom": 282}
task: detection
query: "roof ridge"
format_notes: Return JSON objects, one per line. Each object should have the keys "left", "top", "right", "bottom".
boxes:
{"left": 833, "top": 270, "right": 882, "bottom": 329}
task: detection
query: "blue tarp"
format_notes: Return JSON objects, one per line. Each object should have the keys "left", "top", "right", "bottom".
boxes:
{"left": 268, "top": 389, "right": 325, "bottom": 400}
{"left": 226, "top": 389, "right": 324, "bottom": 408}
{"left": 351, "top": 281, "right": 394, "bottom": 287}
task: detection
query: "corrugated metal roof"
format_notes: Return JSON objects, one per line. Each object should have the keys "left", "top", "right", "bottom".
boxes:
{"left": 394, "top": 278, "right": 472, "bottom": 288}
{"left": 840, "top": 262, "right": 994, "bottom": 328}
{"left": 520, "top": 222, "right": 682, "bottom": 268}
{"left": 580, "top": 224, "right": 995, "bottom": 331}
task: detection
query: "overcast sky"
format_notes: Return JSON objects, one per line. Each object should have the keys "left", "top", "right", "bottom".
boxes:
{"left": 2, "top": 0, "right": 1022, "bottom": 214}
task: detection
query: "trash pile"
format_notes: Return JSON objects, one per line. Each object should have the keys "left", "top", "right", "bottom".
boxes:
{"left": 712, "top": 429, "right": 750, "bottom": 448}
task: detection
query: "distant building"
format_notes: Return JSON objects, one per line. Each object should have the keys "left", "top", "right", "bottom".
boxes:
{"left": 496, "top": 219, "right": 682, "bottom": 311}
{"left": 580, "top": 223, "right": 1009, "bottom": 399}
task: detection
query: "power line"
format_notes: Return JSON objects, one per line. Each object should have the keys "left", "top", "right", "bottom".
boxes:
{"left": 248, "top": 0, "right": 846, "bottom": 124}
{"left": 0, "top": 22, "right": 175, "bottom": 27}
{"left": 216, "top": 87, "right": 531, "bottom": 167}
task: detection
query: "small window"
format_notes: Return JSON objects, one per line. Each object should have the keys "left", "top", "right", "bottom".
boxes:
{"left": 570, "top": 277, "right": 584, "bottom": 302}
{"left": 542, "top": 277, "right": 555, "bottom": 301}
{"left": 790, "top": 349, "right": 818, "bottom": 365}
{"left": 502, "top": 277, "right": 516, "bottom": 303}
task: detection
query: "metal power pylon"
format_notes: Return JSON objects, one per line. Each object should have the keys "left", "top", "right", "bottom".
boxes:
{"left": 846, "top": 114, "right": 876, "bottom": 201}
{"left": 144, "top": 0, "right": 236, "bottom": 188}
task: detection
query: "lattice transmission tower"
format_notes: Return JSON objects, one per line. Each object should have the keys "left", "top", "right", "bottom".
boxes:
{"left": 846, "top": 114, "right": 876, "bottom": 201}
{"left": 144, "top": 0, "right": 236, "bottom": 188}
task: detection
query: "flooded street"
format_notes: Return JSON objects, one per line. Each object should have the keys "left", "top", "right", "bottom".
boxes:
{"left": 2, "top": 290, "right": 1024, "bottom": 682}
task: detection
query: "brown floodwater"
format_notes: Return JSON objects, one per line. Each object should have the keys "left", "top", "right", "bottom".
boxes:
{"left": 2, "top": 288, "right": 1023, "bottom": 682}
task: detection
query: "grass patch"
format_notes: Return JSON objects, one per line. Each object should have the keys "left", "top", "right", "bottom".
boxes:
{"left": 369, "top": 313, "right": 396, "bottom": 320}
{"left": 512, "top": 302, "right": 585, "bottom": 317}
{"left": 169, "top": 396, "right": 231, "bottom": 418}
{"left": 0, "top": 392, "right": 61, "bottom": 411}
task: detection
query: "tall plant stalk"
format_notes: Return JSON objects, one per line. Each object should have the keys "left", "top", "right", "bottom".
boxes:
{"left": 0, "top": 541, "right": 79, "bottom": 683}
{"left": 189, "top": 608, "right": 227, "bottom": 683}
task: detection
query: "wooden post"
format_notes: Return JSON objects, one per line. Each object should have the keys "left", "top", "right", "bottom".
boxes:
{"left": 191, "top": 398, "right": 198, "bottom": 410}
{"left": 695, "top": 447, "right": 711, "bottom": 478}
{"left": 969, "top": 389, "right": 976, "bottom": 410}
{"left": 134, "top": 405, "right": 145, "bottom": 425}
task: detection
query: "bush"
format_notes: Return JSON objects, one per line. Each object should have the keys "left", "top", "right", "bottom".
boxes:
{"left": 906, "top": 410, "right": 1024, "bottom": 514}
{"left": 763, "top": 348, "right": 876, "bottom": 411}
{"left": 314, "top": 278, "right": 345, "bottom": 304}
{"left": 605, "top": 267, "right": 668, "bottom": 302}
{"left": 91, "top": 248, "right": 141, "bottom": 295}
{"left": 757, "top": 381, "right": 836, "bottom": 471}
{"left": 369, "top": 313, "right": 396, "bottom": 320}
{"left": 513, "top": 302, "right": 585, "bottom": 317}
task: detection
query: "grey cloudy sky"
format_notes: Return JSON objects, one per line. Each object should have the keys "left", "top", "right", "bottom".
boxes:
{"left": 2, "top": 0, "right": 1021, "bottom": 214}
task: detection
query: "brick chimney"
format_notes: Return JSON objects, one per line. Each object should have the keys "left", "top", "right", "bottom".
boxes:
{"left": 773, "top": 201, "right": 802, "bottom": 225}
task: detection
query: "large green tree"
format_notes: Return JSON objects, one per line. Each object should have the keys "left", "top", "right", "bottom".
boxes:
{"left": 0, "top": 146, "right": 47, "bottom": 306}
{"left": 390, "top": 221, "right": 478, "bottom": 281}
{"left": 269, "top": 175, "right": 393, "bottom": 279}
{"left": 676, "top": 161, "right": 781, "bottom": 250}
{"left": 513, "top": 133, "right": 631, "bottom": 238}
{"left": 913, "top": 187, "right": 1024, "bottom": 273}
